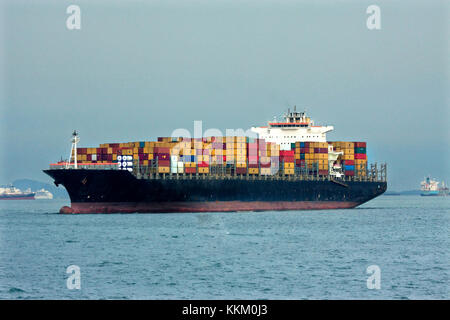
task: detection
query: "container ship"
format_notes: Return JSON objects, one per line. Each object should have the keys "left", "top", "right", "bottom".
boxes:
{"left": 44, "top": 109, "right": 387, "bottom": 213}
{"left": 0, "top": 186, "right": 35, "bottom": 200}
{"left": 420, "top": 177, "right": 449, "bottom": 196}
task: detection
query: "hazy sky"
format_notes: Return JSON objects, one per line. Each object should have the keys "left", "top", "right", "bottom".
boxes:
{"left": 1, "top": 0, "right": 449, "bottom": 191}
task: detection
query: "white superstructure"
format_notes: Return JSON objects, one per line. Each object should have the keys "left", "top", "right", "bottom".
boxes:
{"left": 421, "top": 177, "right": 439, "bottom": 192}
{"left": 251, "top": 107, "right": 334, "bottom": 150}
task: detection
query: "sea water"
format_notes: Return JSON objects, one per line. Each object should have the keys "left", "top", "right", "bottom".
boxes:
{"left": 0, "top": 196, "right": 448, "bottom": 299}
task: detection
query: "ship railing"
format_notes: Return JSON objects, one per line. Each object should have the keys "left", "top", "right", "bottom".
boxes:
{"left": 49, "top": 163, "right": 119, "bottom": 170}
{"left": 48, "top": 161, "right": 386, "bottom": 183}
{"left": 129, "top": 160, "right": 387, "bottom": 183}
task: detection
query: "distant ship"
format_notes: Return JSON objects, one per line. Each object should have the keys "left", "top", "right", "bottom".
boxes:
{"left": 420, "top": 177, "right": 449, "bottom": 196}
{"left": 34, "top": 188, "right": 54, "bottom": 200}
{"left": 0, "top": 185, "right": 35, "bottom": 200}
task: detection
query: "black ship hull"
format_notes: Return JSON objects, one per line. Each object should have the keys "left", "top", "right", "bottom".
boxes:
{"left": 44, "top": 169, "right": 387, "bottom": 213}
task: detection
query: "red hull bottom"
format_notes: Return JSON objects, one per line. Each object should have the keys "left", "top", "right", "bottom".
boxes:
{"left": 60, "top": 201, "right": 360, "bottom": 214}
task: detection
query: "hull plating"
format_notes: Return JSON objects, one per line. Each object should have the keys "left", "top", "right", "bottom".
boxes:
{"left": 44, "top": 169, "right": 387, "bottom": 214}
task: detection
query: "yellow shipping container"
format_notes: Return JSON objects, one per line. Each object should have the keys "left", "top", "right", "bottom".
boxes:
{"left": 284, "top": 168, "right": 294, "bottom": 175}
{"left": 284, "top": 162, "right": 294, "bottom": 169}
{"left": 344, "top": 142, "right": 354, "bottom": 149}
{"left": 158, "top": 167, "right": 170, "bottom": 173}
{"left": 260, "top": 168, "right": 272, "bottom": 175}
{"left": 345, "top": 148, "right": 354, "bottom": 155}
{"left": 237, "top": 162, "right": 247, "bottom": 168}
{"left": 123, "top": 149, "right": 133, "bottom": 155}
{"left": 199, "top": 167, "right": 209, "bottom": 174}
{"left": 226, "top": 155, "right": 234, "bottom": 162}
{"left": 343, "top": 154, "right": 354, "bottom": 160}
{"left": 248, "top": 168, "right": 259, "bottom": 174}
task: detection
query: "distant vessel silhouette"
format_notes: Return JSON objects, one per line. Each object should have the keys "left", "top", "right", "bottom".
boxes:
{"left": 420, "top": 177, "right": 449, "bottom": 196}
{"left": 0, "top": 185, "right": 35, "bottom": 200}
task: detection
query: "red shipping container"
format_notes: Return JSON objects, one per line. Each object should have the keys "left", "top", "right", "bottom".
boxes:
{"left": 260, "top": 162, "right": 271, "bottom": 168}
{"left": 248, "top": 164, "right": 259, "bottom": 168}
{"left": 158, "top": 160, "right": 170, "bottom": 167}
{"left": 157, "top": 153, "right": 170, "bottom": 160}
{"left": 198, "top": 162, "right": 209, "bottom": 167}
{"left": 319, "top": 170, "right": 329, "bottom": 176}
{"left": 185, "top": 167, "right": 197, "bottom": 174}
{"left": 236, "top": 167, "right": 247, "bottom": 174}
{"left": 280, "top": 156, "right": 295, "bottom": 162}
{"left": 345, "top": 170, "right": 355, "bottom": 176}
{"left": 280, "top": 150, "right": 294, "bottom": 156}
{"left": 354, "top": 153, "right": 367, "bottom": 160}
{"left": 354, "top": 142, "right": 367, "bottom": 148}
{"left": 87, "top": 154, "right": 92, "bottom": 161}
{"left": 343, "top": 160, "right": 354, "bottom": 165}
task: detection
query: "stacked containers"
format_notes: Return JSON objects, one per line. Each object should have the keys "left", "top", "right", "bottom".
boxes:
{"left": 259, "top": 140, "right": 271, "bottom": 175}
{"left": 196, "top": 138, "right": 210, "bottom": 174}
{"left": 280, "top": 150, "right": 295, "bottom": 175}
{"left": 232, "top": 137, "right": 248, "bottom": 175}
{"left": 77, "top": 137, "right": 365, "bottom": 178}
{"left": 293, "top": 142, "right": 328, "bottom": 175}
{"left": 329, "top": 141, "right": 355, "bottom": 176}
{"left": 247, "top": 138, "right": 259, "bottom": 175}
{"left": 354, "top": 142, "right": 367, "bottom": 176}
